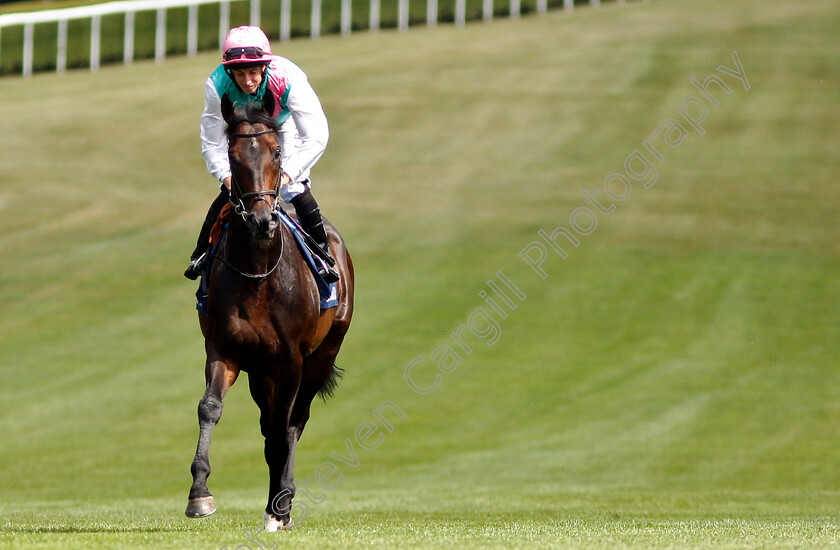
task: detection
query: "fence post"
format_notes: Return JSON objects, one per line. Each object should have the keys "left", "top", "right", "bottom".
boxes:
{"left": 398, "top": 0, "right": 408, "bottom": 31}
{"left": 155, "top": 8, "right": 166, "bottom": 62}
{"left": 341, "top": 0, "right": 351, "bottom": 35}
{"left": 564, "top": 0, "right": 572, "bottom": 10}
{"left": 537, "top": 0, "right": 547, "bottom": 13}
{"left": 370, "top": 0, "right": 380, "bottom": 31}
{"left": 427, "top": 0, "right": 437, "bottom": 27}
{"left": 455, "top": 0, "right": 465, "bottom": 26}
{"left": 483, "top": 0, "right": 492, "bottom": 21}
{"left": 510, "top": 0, "right": 520, "bottom": 19}
{"left": 23, "top": 22, "right": 33, "bottom": 77}
{"left": 57, "top": 19, "right": 67, "bottom": 72}
{"left": 188, "top": 4, "right": 198, "bottom": 57}
{"left": 250, "top": 0, "right": 260, "bottom": 27}
{"left": 91, "top": 15, "right": 101, "bottom": 71}
{"left": 280, "top": 0, "right": 291, "bottom": 41}
{"left": 219, "top": 1, "right": 230, "bottom": 48}
{"left": 124, "top": 11, "right": 135, "bottom": 64}
{"left": 311, "top": 0, "right": 321, "bottom": 39}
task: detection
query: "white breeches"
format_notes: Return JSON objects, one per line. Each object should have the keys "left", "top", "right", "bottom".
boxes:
{"left": 280, "top": 178, "right": 309, "bottom": 203}
{"left": 278, "top": 125, "right": 311, "bottom": 203}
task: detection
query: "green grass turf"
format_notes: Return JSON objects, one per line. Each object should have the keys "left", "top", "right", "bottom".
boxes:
{"left": 1, "top": 0, "right": 839, "bottom": 547}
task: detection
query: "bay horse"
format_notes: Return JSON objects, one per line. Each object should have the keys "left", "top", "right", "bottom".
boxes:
{"left": 185, "top": 94, "right": 354, "bottom": 531}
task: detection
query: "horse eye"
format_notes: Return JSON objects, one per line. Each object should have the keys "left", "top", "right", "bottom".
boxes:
{"left": 273, "top": 148, "right": 282, "bottom": 161}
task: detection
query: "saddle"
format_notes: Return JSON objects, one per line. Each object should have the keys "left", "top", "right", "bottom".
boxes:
{"left": 207, "top": 203, "right": 232, "bottom": 251}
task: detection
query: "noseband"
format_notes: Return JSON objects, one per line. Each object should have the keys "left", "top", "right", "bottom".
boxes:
{"left": 228, "top": 127, "right": 281, "bottom": 218}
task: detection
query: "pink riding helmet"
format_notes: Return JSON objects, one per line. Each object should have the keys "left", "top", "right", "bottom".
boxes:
{"left": 222, "top": 26, "right": 273, "bottom": 66}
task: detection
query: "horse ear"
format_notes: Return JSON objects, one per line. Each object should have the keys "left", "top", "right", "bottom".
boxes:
{"left": 261, "top": 91, "right": 276, "bottom": 119}
{"left": 221, "top": 94, "right": 234, "bottom": 123}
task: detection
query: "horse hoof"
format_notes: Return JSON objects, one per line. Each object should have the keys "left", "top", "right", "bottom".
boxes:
{"left": 264, "top": 511, "right": 292, "bottom": 532}
{"left": 185, "top": 496, "right": 216, "bottom": 518}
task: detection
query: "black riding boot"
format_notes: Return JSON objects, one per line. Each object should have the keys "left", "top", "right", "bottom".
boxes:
{"left": 184, "top": 188, "right": 229, "bottom": 280}
{"left": 291, "top": 188, "right": 339, "bottom": 284}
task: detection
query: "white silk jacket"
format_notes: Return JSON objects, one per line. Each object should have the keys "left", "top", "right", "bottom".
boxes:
{"left": 199, "top": 56, "right": 329, "bottom": 200}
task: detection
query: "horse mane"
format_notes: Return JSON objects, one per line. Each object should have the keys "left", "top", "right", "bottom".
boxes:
{"left": 225, "top": 102, "right": 280, "bottom": 135}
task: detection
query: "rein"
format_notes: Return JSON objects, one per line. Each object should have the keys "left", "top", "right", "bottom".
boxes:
{"left": 216, "top": 234, "right": 284, "bottom": 279}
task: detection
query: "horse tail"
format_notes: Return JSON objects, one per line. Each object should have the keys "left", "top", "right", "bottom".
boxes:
{"left": 317, "top": 364, "right": 344, "bottom": 401}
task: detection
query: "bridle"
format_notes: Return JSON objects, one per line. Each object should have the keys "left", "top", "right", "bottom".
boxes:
{"left": 227, "top": 127, "right": 282, "bottom": 219}
{"left": 218, "top": 125, "right": 285, "bottom": 279}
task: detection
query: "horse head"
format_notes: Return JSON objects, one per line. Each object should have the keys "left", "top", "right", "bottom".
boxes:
{"left": 222, "top": 93, "right": 282, "bottom": 242}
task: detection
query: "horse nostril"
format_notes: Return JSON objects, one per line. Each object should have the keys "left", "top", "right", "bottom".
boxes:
{"left": 245, "top": 212, "right": 258, "bottom": 228}
{"left": 247, "top": 211, "right": 277, "bottom": 238}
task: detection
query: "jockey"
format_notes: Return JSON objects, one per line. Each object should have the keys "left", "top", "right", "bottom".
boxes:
{"left": 185, "top": 26, "right": 339, "bottom": 283}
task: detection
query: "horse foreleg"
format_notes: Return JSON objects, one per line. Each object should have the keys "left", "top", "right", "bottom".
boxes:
{"left": 186, "top": 358, "right": 239, "bottom": 518}
{"left": 269, "top": 348, "right": 343, "bottom": 528}
{"left": 264, "top": 426, "right": 301, "bottom": 532}
{"left": 248, "top": 369, "right": 301, "bottom": 531}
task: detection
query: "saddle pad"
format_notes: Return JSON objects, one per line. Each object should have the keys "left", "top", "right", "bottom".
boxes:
{"left": 277, "top": 211, "right": 339, "bottom": 310}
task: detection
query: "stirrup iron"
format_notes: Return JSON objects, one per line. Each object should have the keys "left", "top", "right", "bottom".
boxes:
{"left": 184, "top": 252, "right": 207, "bottom": 280}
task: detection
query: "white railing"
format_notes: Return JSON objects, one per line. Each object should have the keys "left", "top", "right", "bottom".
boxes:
{"left": 0, "top": 0, "right": 625, "bottom": 77}
{"left": 0, "top": 0, "right": 259, "bottom": 76}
